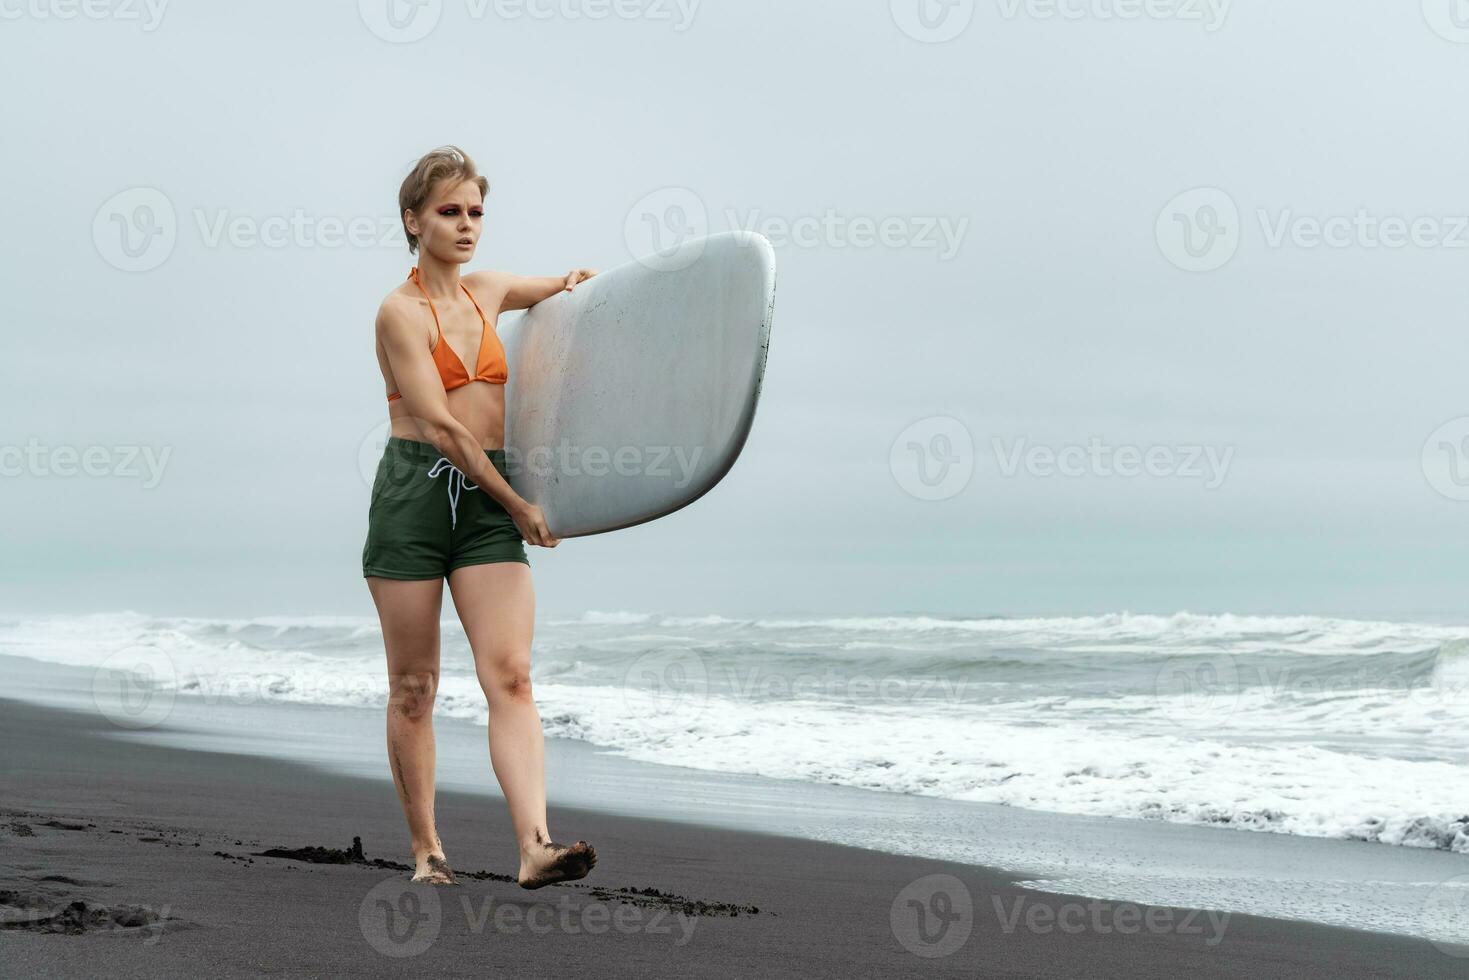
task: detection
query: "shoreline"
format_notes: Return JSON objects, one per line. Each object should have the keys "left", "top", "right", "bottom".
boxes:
{"left": 5, "top": 650, "right": 1469, "bottom": 949}
{"left": 3, "top": 697, "right": 1465, "bottom": 978}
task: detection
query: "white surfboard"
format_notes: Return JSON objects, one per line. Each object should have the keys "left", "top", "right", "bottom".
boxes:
{"left": 499, "top": 231, "right": 776, "bottom": 537}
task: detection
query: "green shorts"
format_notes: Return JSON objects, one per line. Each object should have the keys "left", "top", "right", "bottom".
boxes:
{"left": 362, "top": 436, "right": 529, "bottom": 580}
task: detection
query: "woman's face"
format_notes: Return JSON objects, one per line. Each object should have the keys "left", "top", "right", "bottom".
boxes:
{"left": 408, "top": 178, "right": 484, "bottom": 263}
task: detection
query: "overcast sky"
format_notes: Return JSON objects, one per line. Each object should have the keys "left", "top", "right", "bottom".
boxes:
{"left": 3, "top": 1, "right": 1467, "bottom": 621}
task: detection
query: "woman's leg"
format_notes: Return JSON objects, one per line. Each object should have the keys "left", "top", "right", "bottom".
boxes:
{"left": 366, "top": 575, "right": 455, "bottom": 884}
{"left": 447, "top": 561, "right": 596, "bottom": 888}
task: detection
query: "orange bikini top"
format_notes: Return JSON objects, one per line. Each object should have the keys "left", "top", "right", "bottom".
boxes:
{"left": 386, "top": 267, "right": 507, "bottom": 402}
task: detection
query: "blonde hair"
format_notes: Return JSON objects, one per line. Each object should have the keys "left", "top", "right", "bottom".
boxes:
{"left": 398, "top": 145, "right": 490, "bottom": 254}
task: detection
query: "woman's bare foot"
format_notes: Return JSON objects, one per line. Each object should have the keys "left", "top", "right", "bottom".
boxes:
{"left": 412, "top": 849, "right": 458, "bottom": 885}
{"left": 517, "top": 831, "right": 597, "bottom": 890}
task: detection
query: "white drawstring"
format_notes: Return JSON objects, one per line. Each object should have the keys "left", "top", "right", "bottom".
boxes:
{"left": 426, "top": 457, "right": 478, "bottom": 530}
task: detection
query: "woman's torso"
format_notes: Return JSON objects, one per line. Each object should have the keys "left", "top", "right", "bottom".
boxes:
{"left": 376, "top": 272, "right": 508, "bottom": 452}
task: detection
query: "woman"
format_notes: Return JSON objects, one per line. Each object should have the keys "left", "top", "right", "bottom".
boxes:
{"left": 362, "top": 145, "right": 598, "bottom": 888}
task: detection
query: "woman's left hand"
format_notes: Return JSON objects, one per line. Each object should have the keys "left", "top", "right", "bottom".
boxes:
{"left": 564, "top": 268, "right": 598, "bottom": 292}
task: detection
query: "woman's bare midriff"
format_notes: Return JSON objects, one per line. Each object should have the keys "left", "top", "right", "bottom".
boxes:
{"left": 387, "top": 381, "right": 507, "bottom": 452}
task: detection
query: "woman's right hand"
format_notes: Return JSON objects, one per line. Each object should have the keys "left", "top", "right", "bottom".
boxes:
{"left": 511, "top": 501, "right": 560, "bottom": 548}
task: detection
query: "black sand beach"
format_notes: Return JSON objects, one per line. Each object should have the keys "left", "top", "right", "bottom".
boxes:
{"left": 1, "top": 697, "right": 1460, "bottom": 978}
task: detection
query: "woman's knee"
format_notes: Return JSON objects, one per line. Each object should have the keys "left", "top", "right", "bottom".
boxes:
{"left": 388, "top": 667, "right": 440, "bottom": 720}
{"left": 478, "top": 653, "right": 534, "bottom": 704}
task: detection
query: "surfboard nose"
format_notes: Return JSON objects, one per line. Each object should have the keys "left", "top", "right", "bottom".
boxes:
{"left": 499, "top": 233, "right": 777, "bottom": 537}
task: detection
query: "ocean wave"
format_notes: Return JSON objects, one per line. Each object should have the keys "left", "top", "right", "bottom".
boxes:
{"left": 530, "top": 684, "right": 1469, "bottom": 853}
{"left": 544, "top": 609, "right": 1469, "bottom": 652}
{"left": 5, "top": 609, "right": 1468, "bottom": 854}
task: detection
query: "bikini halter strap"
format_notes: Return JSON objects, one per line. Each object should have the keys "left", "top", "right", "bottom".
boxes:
{"left": 407, "top": 267, "right": 442, "bottom": 333}
{"left": 408, "top": 266, "right": 487, "bottom": 330}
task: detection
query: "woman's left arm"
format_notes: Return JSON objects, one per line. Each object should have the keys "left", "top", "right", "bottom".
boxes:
{"left": 491, "top": 268, "right": 599, "bottom": 314}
